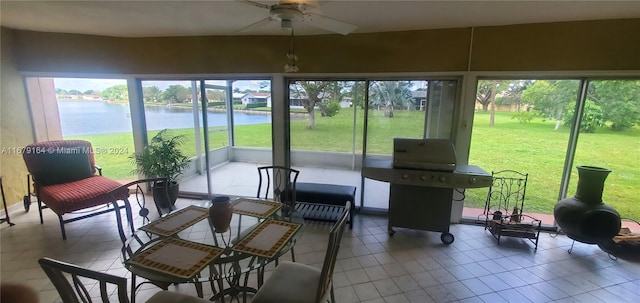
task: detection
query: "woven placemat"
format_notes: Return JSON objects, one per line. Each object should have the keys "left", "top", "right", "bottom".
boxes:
{"left": 127, "top": 237, "right": 223, "bottom": 279}
{"left": 232, "top": 219, "right": 301, "bottom": 258}
{"left": 232, "top": 198, "right": 282, "bottom": 219}
{"left": 140, "top": 205, "right": 209, "bottom": 237}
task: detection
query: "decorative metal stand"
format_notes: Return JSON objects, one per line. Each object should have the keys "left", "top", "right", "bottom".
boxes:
{"left": 483, "top": 170, "right": 540, "bottom": 250}
{"left": 1, "top": 176, "right": 16, "bottom": 226}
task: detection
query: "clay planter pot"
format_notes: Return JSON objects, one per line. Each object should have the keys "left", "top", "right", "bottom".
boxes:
{"left": 209, "top": 196, "right": 233, "bottom": 233}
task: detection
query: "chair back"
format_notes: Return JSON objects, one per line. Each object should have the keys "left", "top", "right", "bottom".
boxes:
{"left": 107, "top": 178, "right": 168, "bottom": 258}
{"left": 23, "top": 140, "right": 97, "bottom": 186}
{"left": 38, "top": 257, "right": 130, "bottom": 303}
{"left": 485, "top": 170, "right": 528, "bottom": 217}
{"left": 257, "top": 166, "right": 299, "bottom": 209}
{"left": 316, "top": 201, "right": 350, "bottom": 302}
{"left": 106, "top": 178, "right": 184, "bottom": 302}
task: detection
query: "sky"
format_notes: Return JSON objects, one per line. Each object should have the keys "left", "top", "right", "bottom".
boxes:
{"left": 54, "top": 78, "right": 267, "bottom": 92}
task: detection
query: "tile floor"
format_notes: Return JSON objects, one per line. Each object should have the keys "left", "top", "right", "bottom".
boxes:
{"left": 1, "top": 197, "right": 639, "bottom": 303}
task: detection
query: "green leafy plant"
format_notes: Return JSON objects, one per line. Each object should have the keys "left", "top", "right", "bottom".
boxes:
{"left": 130, "top": 129, "right": 191, "bottom": 183}
{"left": 321, "top": 100, "right": 341, "bottom": 117}
{"left": 564, "top": 100, "right": 604, "bottom": 133}
{"left": 511, "top": 111, "right": 536, "bottom": 123}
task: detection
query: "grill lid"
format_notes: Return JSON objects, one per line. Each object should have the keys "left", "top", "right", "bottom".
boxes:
{"left": 393, "top": 138, "right": 456, "bottom": 171}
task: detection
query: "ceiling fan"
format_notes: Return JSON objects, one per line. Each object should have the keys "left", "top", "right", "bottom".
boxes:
{"left": 237, "top": 0, "right": 357, "bottom": 35}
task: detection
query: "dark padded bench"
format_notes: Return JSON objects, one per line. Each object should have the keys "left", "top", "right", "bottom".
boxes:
{"left": 294, "top": 182, "right": 356, "bottom": 229}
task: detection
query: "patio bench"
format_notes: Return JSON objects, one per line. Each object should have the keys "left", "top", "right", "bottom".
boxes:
{"left": 294, "top": 182, "right": 356, "bottom": 229}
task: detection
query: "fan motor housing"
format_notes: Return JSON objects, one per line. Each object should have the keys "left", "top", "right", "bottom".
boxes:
{"left": 271, "top": 5, "right": 303, "bottom": 22}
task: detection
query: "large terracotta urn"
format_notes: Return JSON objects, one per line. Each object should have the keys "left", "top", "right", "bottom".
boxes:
{"left": 554, "top": 166, "right": 621, "bottom": 244}
{"left": 209, "top": 196, "right": 233, "bottom": 233}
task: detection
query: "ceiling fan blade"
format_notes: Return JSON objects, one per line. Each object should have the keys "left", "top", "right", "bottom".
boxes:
{"left": 304, "top": 12, "right": 357, "bottom": 35}
{"left": 236, "top": 17, "right": 273, "bottom": 33}
{"left": 236, "top": 0, "right": 271, "bottom": 10}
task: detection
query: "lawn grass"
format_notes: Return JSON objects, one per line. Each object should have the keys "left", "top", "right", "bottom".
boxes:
{"left": 68, "top": 108, "right": 639, "bottom": 220}
{"left": 466, "top": 111, "right": 639, "bottom": 220}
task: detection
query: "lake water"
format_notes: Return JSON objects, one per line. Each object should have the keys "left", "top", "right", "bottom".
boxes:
{"left": 58, "top": 100, "right": 271, "bottom": 136}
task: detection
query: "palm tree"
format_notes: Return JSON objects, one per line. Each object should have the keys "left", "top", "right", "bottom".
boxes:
{"left": 369, "top": 81, "right": 413, "bottom": 117}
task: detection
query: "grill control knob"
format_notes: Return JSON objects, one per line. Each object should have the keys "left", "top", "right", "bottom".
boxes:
{"left": 469, "top": 177, "right": 477, "bottom": 184}
{"left": 420, "top": 175, "right": 427, "bottom": 181}
{"left": 439, "top": 176, "right": 447, "bottom": 183}
{"left": 402, "top": 173, "right": 409, "bottom": 179}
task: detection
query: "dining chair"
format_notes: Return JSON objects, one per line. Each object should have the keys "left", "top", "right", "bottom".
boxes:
{"left": 231, "top": 166, "right": 298, "bottom": 244}
{"left": 39, "top": 257, "right": 209, "bottom": 303}
{"left": 257, "top": 165, "right": 299, "bottom": 210}
{"left": 256, "top": 166, "right": 300, "bottom": 263}
{"left": 39, "top": 257, "right": 130, "bottom": 303}
{"left": 109, "top": 178, "right": 205, "bottom": 303}
{"left": 251, "top": 202, "right": 351, "bottom": 303}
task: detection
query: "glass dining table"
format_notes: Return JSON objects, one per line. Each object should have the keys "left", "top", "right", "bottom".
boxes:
{"left": 120, "top": 197, "right": 305, "bottom": 303}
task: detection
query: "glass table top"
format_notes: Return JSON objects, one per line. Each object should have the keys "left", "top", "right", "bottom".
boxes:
{"left": 122, "top": 198, "right": 304, "bottom": 283}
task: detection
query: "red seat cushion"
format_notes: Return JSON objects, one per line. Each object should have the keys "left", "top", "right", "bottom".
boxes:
{"left": 39, "top": 176, "right": 129, "bottom": 215}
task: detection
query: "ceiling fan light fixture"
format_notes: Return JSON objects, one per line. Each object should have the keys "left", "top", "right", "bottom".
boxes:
{"left": 284, "top": 62, "right": 299, "bottom": 73}
{"left": 271, "top": 5, "right": 303, "bottom": 22}
{"left": 281, "top": 19, "right": 293, "bottom": 29}
{"left": 237, "top": 0, "right": 357, "bottom": 35}
{"left": 284, "top": 27, "right": 299, "bottom": 73}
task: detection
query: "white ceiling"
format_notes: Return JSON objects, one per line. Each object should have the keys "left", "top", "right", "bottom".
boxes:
{"left": 1, "top": 0, "right": 639, "bottom": 37}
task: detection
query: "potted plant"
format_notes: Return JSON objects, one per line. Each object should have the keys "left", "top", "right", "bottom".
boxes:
{"left": 131, "top": 129, "right": 191, "bottom": 209}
